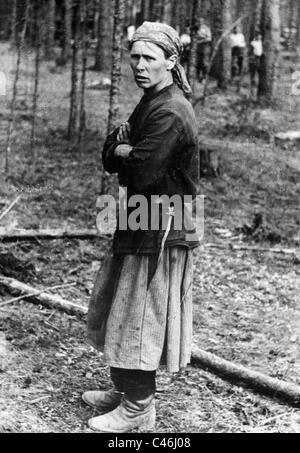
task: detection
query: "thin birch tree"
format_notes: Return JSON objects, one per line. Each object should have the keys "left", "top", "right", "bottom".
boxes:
{"left": 5, "top": 0, "right": 30, "bottom": 175}
{"left": 30, "top": 0, "right": 42, "bottom": 168}
{"left": 68, "top": 0, "right": 81, "bottom": 140}
{"left": 219, "top": 0, "right": 232, "bottom": 90}
{"left": 59, "top": 0, "right": 72, "bottom": 65}
{"left": 101, "top": 0, "right": 125, "bottom": 194}
{"left": 258, "top": 0, "right": 280, "bottom": 102}
{"left": 44, "top": 0, "right": 56, "bottom": 59}
{"left": 94, "top": 0, "right": 111, "bottom": 71}
{"left": 78, "top": 0, "right": 88, "bottom": 163}
{"left": 107, "top": 0, "right": 126, "bottom": 135}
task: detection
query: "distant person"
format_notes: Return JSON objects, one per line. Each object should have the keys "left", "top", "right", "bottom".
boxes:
{"left": 249, "top": 33, "right": 263, "bottom": 95}
{"left": 180, "top": 27, "right": 191, "bottom": 70}
{"left": 196, "top": 17, "right": 212, "bottom": 82}
{"left": 230, "top": 26, "right": 246, "bottom": 78}
{"left": 127, "top": 24, "right": 136, "bottom": 42}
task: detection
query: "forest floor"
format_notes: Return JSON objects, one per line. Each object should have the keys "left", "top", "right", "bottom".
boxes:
{"left": 0, "top": 43, "right": 299, "bottom": 433}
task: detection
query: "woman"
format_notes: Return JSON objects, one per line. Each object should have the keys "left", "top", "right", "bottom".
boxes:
{"left": 84, "top": 21, "right": 200, "bottom": 433}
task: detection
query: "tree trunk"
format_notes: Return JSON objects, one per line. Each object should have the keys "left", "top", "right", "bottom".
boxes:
{"left": 178, "top": 0, "right": 187, "bottom": 33}
{"left": 296, "top": 1, "right": 300, "bottom": 48}
{"left": 218, "top": 0, "right": 232, "bottom": 90}
{"left": 44, "top": 0, "right": 56, "bottom": 59}
{"left": 10, "top": 0, "right": 18, "bottom": 48}
{"left": 102, "top": 0, "right": 125, "bottom": 195}
{"left": 162, "top": 0, "right": 172, "bottom": 25}
{"left": 148, "top": 0, "right": 157, "bottom": 22}
{"left": 171, "top": 0, "right": 178, "bottom": 30}
{"left": 94, "top": 0, "right": 111, "bottom": 71}
{"left": 288, "top": 0, "right": 296, "bottom": 49}
{"left": 107, "top": 0, "right": 125, "bottom": 135}
{"left": 5, "top": 1, "right": 30, "bottom": 176}
{"left": 68, "top": 0, "right": 80, "bottom": 140}
{"left": 251, "top": 0, "right": 263, "bottom": 39}
{"left": 92, "top": 0, "right": 99, "bottom": 39}
{"left": 140, "top": 0, "right": 150, "bottom": 23}
{"left": 30, "top": 0, "right": 42, "bottom": 169}
{"left": 78, "top": 0, "right": 88, "bottom": 161}
{"left": 258, "top": 0, "right": 280, "bottom": 102}
{"left": 187, "top": 0, "right": 201, "bottom": 86}
{"left": 59, "top": 0, "right": 72, "bottom": 65}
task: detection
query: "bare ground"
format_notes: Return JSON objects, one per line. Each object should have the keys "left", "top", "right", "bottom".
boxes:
{"left": 0, "top": 43, "right": 299, "bottom": 433}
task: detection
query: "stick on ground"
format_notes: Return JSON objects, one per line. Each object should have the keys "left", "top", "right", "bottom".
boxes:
{"left": 0, "top": 276, "right": 87, "bottom": 318}
{"left": 0, "top": 195, "right": 21, "bottom": 222}
{"left": 191, "top": 348, "right": 300, "bottom": 407}
{"left": 0, "top": 229, "right": 110, "bottom": 242}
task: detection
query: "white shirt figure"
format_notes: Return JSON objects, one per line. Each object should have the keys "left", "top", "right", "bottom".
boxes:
{"left": 127, "top": 25, "right": 136, "bottom": 42}
{"left": 250, "top": 39, "right": 263, "bottom": 57}
{"left": 180, "top": 33, "right": 191, "bottom": 47}
{"left": 197, "top": 24, "right": 212, "bottom": 43}
{"left": 230, "top": 32, "right": 246, "bottom": 48}
{"left": 0, "top": 71, "right": 7, "bottom": 96}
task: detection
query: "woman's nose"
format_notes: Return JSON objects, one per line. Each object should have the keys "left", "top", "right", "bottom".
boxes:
{"left": 136, "top": 58, "right": 145, "bottom": 71}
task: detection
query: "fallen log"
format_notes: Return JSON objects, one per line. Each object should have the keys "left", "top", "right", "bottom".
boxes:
{"left": 0, "top": 282, "right": 76, "bottom": 307}
{"left": 205, "top": 243, "right": 299, "bottom": 256}
{"left": 191, "top": 348, "right": 300, "bottom": 407}
{"left": 0, "top": 229, "right": 111, "bottom": 242}
{"left": 0, "top": 276, "right": 87, "bottom": 318}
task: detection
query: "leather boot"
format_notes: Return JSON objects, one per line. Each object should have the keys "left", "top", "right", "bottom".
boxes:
{"left": 82, "top": 389, "right": 122, "bottom": 414}
{"left": 88, "top": 394, "right": 155, "bottom": 433}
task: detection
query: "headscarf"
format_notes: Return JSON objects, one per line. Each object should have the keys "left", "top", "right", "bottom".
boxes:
{"left": 130, "top": 21, "right": 192, "bottom": 97}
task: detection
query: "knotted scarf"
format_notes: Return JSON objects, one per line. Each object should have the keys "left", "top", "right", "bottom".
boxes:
{"left": 131, "top": 21, "right": 192, "bottom": 97}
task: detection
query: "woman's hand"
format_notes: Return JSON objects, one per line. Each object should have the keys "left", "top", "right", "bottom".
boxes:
{"left": 117, "top": 122, "right": 131, "bottom": 143}
{"left": 114, "top": 144, "right": 132, "bottom": 158}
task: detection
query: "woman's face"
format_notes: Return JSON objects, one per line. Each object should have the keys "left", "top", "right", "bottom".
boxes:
{"left": 130, "top": 41, "right": 175, "bottom": 93}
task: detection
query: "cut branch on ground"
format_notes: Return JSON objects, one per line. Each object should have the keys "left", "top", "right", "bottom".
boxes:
{"left": 191, "top": 347, "right": 300, "bottom": 407}
{"left": 0, "top": 276, "right": 87, "bottom": 318}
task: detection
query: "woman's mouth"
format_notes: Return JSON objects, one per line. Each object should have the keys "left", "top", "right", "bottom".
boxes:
{"left": 135, "top": 76, "right": 148, "bottom": 82}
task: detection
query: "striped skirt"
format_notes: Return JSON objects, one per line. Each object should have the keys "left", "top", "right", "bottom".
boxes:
{"left": 87, "top": 247, "right": 193, "bottom": 373}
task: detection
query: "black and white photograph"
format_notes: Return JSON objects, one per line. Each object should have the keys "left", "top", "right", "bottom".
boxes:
{"left": 0, "top": 0, "right": 299, "bottom": 436}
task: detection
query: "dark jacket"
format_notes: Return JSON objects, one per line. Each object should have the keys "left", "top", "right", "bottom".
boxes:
{"left": 102, "top": 83, "right": 200, "bottom": 254}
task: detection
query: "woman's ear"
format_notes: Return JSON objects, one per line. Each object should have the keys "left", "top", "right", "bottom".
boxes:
{"left": 167, "top": 54, "right": 177, "bottom": 71}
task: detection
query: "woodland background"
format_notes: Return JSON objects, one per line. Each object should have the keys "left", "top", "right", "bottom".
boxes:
{"left": 0, "top": 0, "right": 299, "bottom": 433}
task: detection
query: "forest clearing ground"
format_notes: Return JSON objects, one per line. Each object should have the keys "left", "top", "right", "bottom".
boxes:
{"left": 0, "top": 44, "right": 299, "bottom": 432}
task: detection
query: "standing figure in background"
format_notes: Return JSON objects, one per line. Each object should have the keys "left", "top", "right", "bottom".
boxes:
{"left": 230, "top": 26, "right": 246, "bottom": 79}
{"left": 196, "top": 17, "right": 212, "bottom": 83}
{"left": 249, "top": 33, "right": 263, "bottom": 96}
{"left": 180, "top": 27, "right": 191, "bottom": 71}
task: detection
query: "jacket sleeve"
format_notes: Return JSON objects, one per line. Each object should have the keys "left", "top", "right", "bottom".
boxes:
{"left": 119, "top": 109, "right": 182, "bottom": 191}
{"left": 102, "top": 127, "right": 125, "bottom": 174}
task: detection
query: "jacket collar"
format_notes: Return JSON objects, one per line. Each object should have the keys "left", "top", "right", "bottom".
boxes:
{"left": 141, "top": 83, "right": 176, "bottom": 102}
